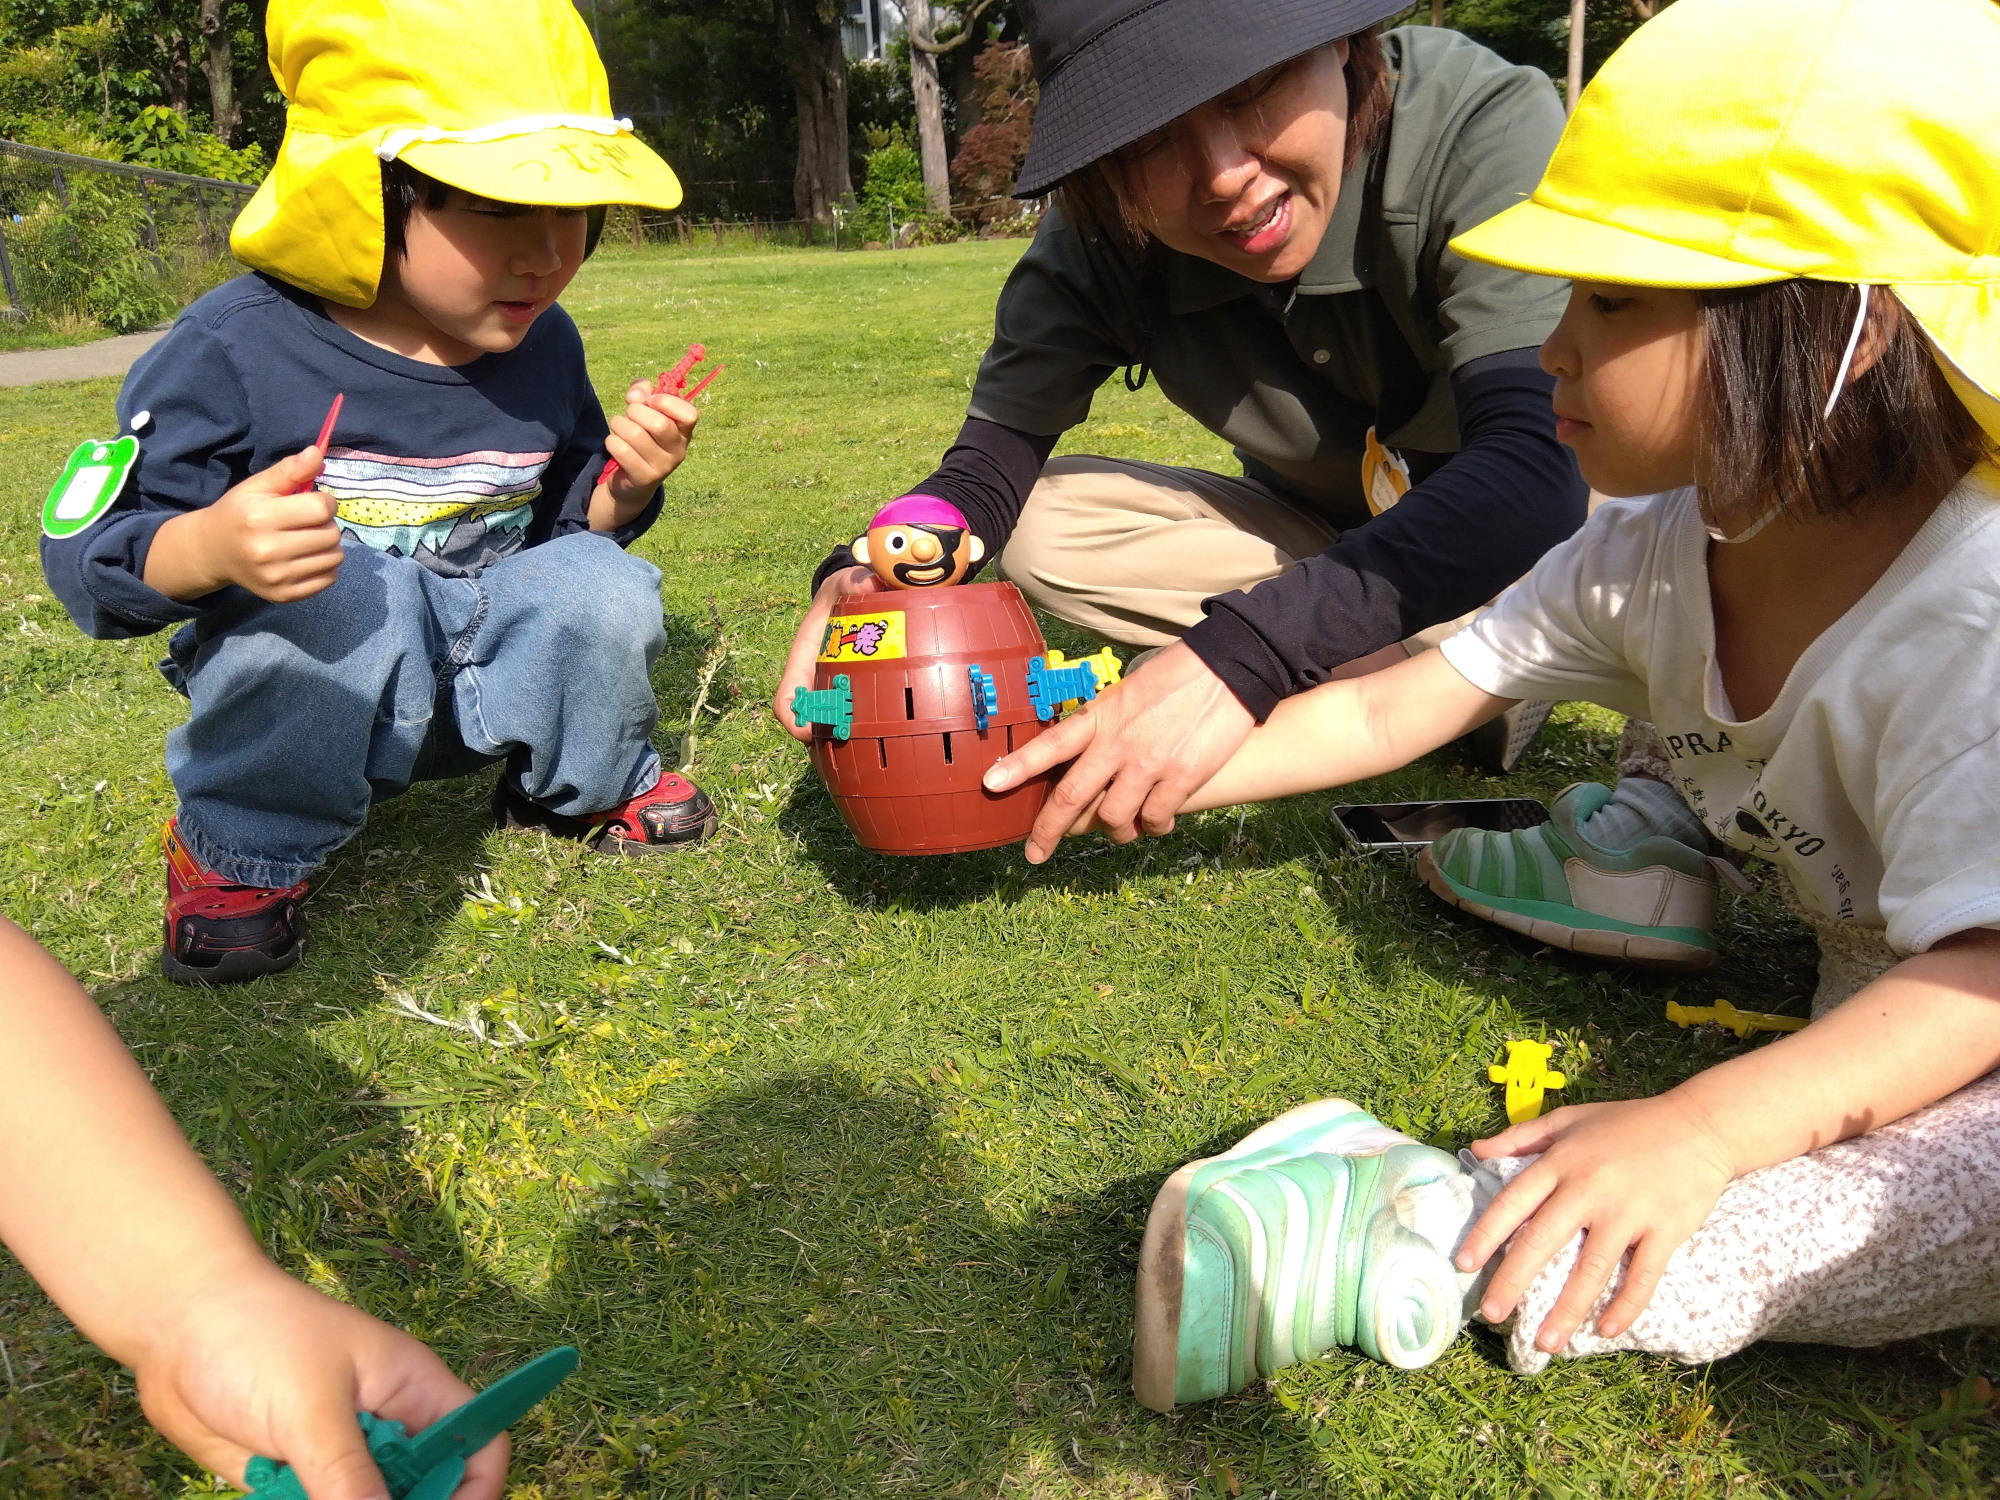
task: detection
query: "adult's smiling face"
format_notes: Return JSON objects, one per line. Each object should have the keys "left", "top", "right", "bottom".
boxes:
{"left": 1117, "top": 41, "right": 1351, "bottom": 286}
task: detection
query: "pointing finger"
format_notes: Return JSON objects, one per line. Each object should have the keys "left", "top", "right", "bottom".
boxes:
{"left": 985, "top": 710, "right": 1099, "bottom": 793}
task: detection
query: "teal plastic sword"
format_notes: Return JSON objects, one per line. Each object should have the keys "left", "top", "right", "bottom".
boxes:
{"left": 243, "top": 1345, "right": 579, "bottom": 1500}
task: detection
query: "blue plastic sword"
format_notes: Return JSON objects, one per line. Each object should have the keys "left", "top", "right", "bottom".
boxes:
{"left": 243, "top": 1345, "right": 579, "bottom": 1500}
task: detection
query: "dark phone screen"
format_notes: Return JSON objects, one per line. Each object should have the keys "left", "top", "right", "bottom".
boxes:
{"left": 1334, "top": 799, "right": 1549, "bottom": 848}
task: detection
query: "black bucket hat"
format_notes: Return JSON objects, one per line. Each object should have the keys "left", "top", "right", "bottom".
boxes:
{"left": 1012, "top": 0, "right": 1410, "bottom": 198}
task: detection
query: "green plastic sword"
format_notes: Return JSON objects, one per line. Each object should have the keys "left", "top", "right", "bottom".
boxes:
{"left": 242, "top": 1345, "right": 579, "bottom": 1500}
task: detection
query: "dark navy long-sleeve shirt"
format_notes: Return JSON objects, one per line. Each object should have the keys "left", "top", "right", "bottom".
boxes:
{"left": 41, "top": 271, "right": 659, "bottom": 640}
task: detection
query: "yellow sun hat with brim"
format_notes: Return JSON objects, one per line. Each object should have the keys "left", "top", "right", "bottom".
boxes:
{"left": 230, "top": 0, "right": 683, "bottom": 309}
{"left": 1448, "top": 0, "right": 2000, "bottom": 444}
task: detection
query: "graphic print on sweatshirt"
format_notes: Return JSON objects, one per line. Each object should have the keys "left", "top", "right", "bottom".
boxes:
{"left": 318, "top": 447, "right": 553, "bottom": 575}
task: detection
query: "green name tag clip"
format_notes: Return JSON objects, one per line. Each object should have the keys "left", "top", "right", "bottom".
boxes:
{"left": 43, "top": 435, "right": 139, "bottom": 539}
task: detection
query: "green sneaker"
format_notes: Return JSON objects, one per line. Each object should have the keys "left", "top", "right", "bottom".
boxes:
{"left": 1133, "top": 1100, "right": 1479, "bottom": 1412}
{"left": 1418, "top": 782, "right": 1736, "bottom": 974}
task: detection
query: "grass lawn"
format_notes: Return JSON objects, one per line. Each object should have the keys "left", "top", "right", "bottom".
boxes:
{"left": 0, "top": 240, "right": 1994, "bottom": 1498}
{"left": 0, "top": 319, "right": 122, "bottom": 354}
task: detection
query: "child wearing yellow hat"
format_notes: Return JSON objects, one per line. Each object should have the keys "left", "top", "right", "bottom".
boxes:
{"left": 39, "top": 0, "right": 715, "bottom": 984}
{"left": 988, "top": 0, "right": 2000, "bottom": 1399}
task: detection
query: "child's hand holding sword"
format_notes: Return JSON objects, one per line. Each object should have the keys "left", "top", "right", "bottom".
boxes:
{"left": 592, "top": 343, "right": 720, "bottom": 529}
{"left": 142, "top": 395, "right": 348, "bottom": 605}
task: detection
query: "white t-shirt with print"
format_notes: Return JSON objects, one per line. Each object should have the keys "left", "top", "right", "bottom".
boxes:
{"left": 1439, "top": 469, "right": 2000, "bottom": 956}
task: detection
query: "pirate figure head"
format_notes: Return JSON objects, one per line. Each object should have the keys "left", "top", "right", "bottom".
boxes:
{"left": 851, "top": 495, "right": 986, "bottom": 590}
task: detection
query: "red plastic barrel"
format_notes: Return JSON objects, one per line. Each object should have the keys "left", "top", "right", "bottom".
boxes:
{"left": 806, "top": 582, "right": 1057, "bottom": 855}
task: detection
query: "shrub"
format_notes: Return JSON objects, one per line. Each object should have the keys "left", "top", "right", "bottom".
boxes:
{"left": 846, "top": 127, "right": 941, "bottom": 247}
{"left": 10, "top": 177, "right": 175, "bottom": 333}
{"left": 859, "top": 136, "right": 926, "bottom": 219}
{"left": 124, "top": 106, "right": 267, "bottom": 185}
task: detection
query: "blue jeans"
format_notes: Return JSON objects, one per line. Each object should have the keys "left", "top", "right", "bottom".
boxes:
{"left": 163, "top": 532, "right": 665, "bottom": 888}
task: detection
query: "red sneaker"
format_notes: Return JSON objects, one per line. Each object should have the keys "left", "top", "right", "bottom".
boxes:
{"left": 493, "top": 770, "right": 718, "bottom": 854}
{"left": 162, "top": 820, "right": 308, "bottom": 985}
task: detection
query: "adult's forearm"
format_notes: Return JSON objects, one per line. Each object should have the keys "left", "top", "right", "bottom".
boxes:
{"left": 0, "top": 921, "right": 265, "bottom": 1369}
{"left": 1185, "top": 350, "right": 1586, "bottom": 721}
{"left": 1670, "top": 930, "right": 2000, "bottom": 1178}
{"left": 810, "top": 418, "right": 1058, "bottom": 593}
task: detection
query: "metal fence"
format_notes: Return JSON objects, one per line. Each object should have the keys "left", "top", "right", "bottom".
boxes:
{"left": 0, "top": 142, "right": 1028, "bottom": 330}
{"left": 0, "top": 138, "right": 256, "bottom": 323}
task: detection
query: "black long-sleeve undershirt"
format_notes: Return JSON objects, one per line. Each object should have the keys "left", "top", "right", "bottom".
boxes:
{"left": 810, "top": 349, "right": 1585, "bottom": 722}
{"left": 1188, "top": 349, "right": 1587, "bottom": 720}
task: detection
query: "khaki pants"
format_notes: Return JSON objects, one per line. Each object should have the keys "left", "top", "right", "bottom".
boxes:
{"left": 995, "top": 455, "right": 1473, "bottom": 660}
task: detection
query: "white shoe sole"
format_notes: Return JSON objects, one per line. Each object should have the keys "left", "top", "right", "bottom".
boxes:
{"left": 1132, "top": 1099, "right": 1409, "bottom": 1412}
{"left": 1417, "top": 848, "right": 1719, "bottom": 975}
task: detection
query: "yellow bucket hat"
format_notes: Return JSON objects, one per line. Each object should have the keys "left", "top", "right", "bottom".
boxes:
{"left": 1450, "top": 0, "right": 2000, "bottom": 443}
{"left": 230, "top": 0, "right": 684, "bottom": 308}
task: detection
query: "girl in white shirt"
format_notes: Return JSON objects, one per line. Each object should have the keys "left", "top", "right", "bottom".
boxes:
{"left": 985, "top": 0, "right": 2000, "bottom": 1395}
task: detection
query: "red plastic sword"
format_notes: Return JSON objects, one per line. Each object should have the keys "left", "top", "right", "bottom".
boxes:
{"left": 600, "top": 343, "right": 722, "bottom": 487}
{"left": 293, "top": 392, "right": 344, "bottom": 494}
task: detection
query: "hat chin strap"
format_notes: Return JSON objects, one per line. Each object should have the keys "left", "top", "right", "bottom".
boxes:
{"left": 1822, "top": 284, "right": 1872, "bottom": 423}
{"left": 1702, "top": 495, "right": 1786, "bottom": 546}
{"left": 1705, "top": 285, "right": 1874, "bottom": 546}
{"left": 376, "top": 114, "right": 634, "bottom": 162}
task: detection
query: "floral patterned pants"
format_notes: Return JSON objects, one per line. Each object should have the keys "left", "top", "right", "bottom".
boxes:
{"left": 1480, "top": 936, "right": 2000, "bottom": 1373}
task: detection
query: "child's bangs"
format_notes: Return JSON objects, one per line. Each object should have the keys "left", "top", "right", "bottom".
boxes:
{"left": 380, "top": 159, "right": 607, "bottom": 259}
{"left": 1696, "top": 280, "right": 1994, "bottom": 527}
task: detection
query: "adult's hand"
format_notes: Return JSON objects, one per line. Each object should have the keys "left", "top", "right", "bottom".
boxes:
{"left": 772, "top": 565, "right": 889, "bottom": 741}
{"left": 982, "top": 640, "right": 1255, "bottom": 864}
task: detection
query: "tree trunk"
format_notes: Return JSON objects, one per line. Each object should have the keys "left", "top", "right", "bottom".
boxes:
{"left": 781, "top": 0, "right": 852, "bottom": 224}
{"left": 1566, "top": 0, "right": 1587, "bottom": 115}
{"left": 905, "top": 0, "right": 952, "bottom": 214}
{"left": 160, "top": 31, "right": 191, "bottom": 118}
{"left": 198, "top": 0, "right": 238, "bottom": 144}
{"left": 1430, "top": 0, "right": 1444, "bottom": 24}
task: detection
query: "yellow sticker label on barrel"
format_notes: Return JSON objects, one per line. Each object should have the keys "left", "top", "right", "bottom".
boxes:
{"left": 818, "top": 612, "right": 906, "bottom": 663}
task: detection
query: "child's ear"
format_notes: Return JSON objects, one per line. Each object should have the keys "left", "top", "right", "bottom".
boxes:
{"left": 852, "top": 536, "right": 872, "bottom": 565}
{"left": 969, "top": 536, "right": 986, "bottom": 562}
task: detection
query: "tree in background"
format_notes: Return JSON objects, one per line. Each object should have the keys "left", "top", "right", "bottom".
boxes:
{"left": 591, "top": 0, "right": 1029, "bottom": 226}
{"left": 902, "top": 0, "right": 950, "bottom": 212}
{"left": 948, "top": 39, "right": 1033, "bottom": 220}
{"left": 780, "top": 0, "right": 852, "bottom": 223}
{"left": 195, "top": 0, "right": 237, "bottom": 143}
{"left": 846, "top": 49, "right": 915, "bottom": 192}
{"left": 604, "top": 0, "right": 800, "bottom": 221}
{"left": 0, "top": 0, "right": 280, "bottom": 167}
{"left": 602, "top": 0, "right": 855, "bottom": 224}
{"left": 1389, "top": 0, "right": 1669, "bottom": 99}
{"left": 906, "top": 0, "right": 1007, "bottom": 213}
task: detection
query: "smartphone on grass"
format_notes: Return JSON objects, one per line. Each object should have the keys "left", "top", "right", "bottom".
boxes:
{"left": 1331, "top": 798, "right": 1549, "bottom": 852}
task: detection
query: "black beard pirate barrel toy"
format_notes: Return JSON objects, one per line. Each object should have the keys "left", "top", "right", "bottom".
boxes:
{"left": 790, "top": 498, "right": 1122, "bottom": 855}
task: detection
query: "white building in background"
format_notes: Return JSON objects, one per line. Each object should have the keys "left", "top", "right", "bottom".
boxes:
{"left": 844, "top": 0, "right": 906, "bottom": 61}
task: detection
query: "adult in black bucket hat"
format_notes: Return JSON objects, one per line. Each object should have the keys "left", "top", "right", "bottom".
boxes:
{"left": 779, "top": 1, "right": 1587, "bottom": 848}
